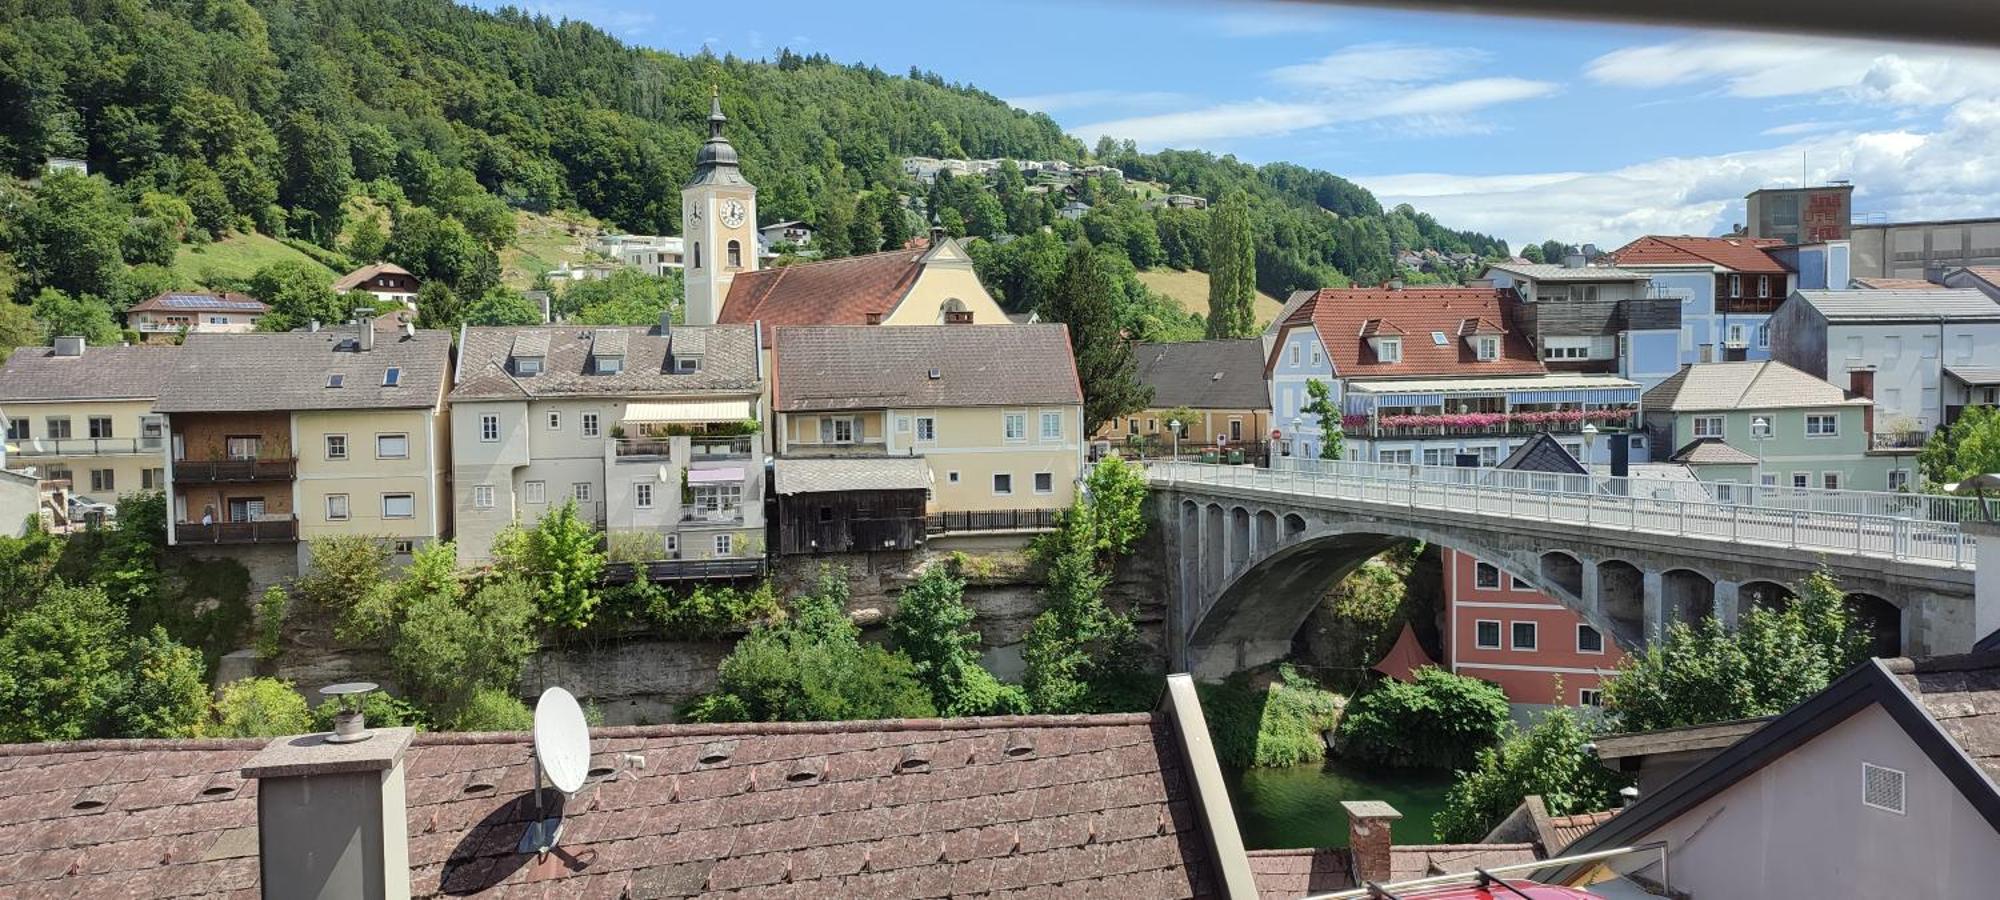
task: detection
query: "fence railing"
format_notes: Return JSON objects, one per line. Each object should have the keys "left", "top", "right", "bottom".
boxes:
{"left": 172, "top": 457, "right": 297, "bottom": 483}
{"left": 926, "top": 508, "right": 1061, "bottom": 534}
{"left": 600, "top": 557, "right": 765, "bottom": 585}
{"left": 173, "top": 517, "right": 298, "bottom": 544}
{"left": 1161, "top": 460, "right": 1974, "bottom": 568}
{"left": 10, "top": 436, "right": 165, "bottom": 456}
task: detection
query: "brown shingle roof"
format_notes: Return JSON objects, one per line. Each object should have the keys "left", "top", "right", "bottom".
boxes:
{"left": 1279, "top": 287, "right": 1546, "bottom": 378}
{"left": 1852, "top": 276, "right": 1945, "bottom": 291}
{"left": 451, "top": 325, "right": 760, "bottom": 401}
{"left": 0, "top": 714, "right": 1222, "bottom": 898}
{"left": 772, "top": 325, "right": 1082, "bottom": 412}
{"left": 0, "top": 344, "right": 182, "bottom": 402}
{"left": 1605, "top": 235, "right": 1789, "bottom": 274}
{"left": 718, "top": 249, "right": 927, "bottom": 343}
{"left": 152, "top": 327, "right": 450, "bottom": 413}
{"left": 332, "top": 262, "right": 415, "bottom": 292}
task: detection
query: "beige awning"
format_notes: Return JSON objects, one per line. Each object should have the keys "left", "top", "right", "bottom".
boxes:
{"left": 622, "top": 399, "right": 754, "bottom": 424}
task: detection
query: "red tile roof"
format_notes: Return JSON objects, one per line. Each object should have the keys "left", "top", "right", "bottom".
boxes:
{"left": 1279, "top": 286, "right": 1546, "bottom": 378}
{"left": 1546, "top": 808, "right": 1619, "bottom": 851}
{"left": 1605, "top": 235, "right": 1789, "bottom": 274}
{"left": 1246, "top": 843, "right": 1543, "bottom": 897}
{"left": 719, "top": 249, "right": 927, "bottom": 343}
{"left": 0, "top": 714, "right": 1222, "bottom": 898}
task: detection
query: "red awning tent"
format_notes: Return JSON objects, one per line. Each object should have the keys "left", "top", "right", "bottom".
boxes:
{"left": 1372, "top": 623, "right": 1438, "bottom": 682}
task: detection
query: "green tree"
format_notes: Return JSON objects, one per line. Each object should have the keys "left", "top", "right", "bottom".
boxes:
{"left": 0, "top": 525, "right": 64, "bottom": 618}
{"left": 294, "top": 534, "right": 391, "bottom": 622}
{"left": 1432, "top": 706, "right": 1624, "bottom": 842}
{"left": 182, "top": 164, "right": 235, "bottom": 236}
{"left": 1077, "top": 455, "right": 1150, "bottom": 560}
{"left": 250, "top": 260, "right": 344, "bottom": 331}
{"left": 448, "top": 688, "right": 534, "bottom": 731}
{"left": 1205, "top": 189, "right": 1257, "bottom": 338}
{"left": 1919, "top": 405, "right": 2000, "bottom": 489}
{"left": 0, "top": 302, "right": 43, "bottom": 356}
{"left": 14, "top": 171, "right": 126, "bottom": 299}
{"left": 414, "top": 281, "right": 460, "bottom": 330}
{"left": 1602, "top": 565, "right": 1868, "bottom": 732}
{"left": 1520, "top": 243, "right": 1546, "bottom": 264}
{"left": 1336, "top": 667, "right": 1511, "bottom": 770}
{"left": 492, "top": 501, "right": 604, "bottom": 630}
{"left": 29, "top": 288, "right": 119, "bottom": 345}
{"left": 567, "top": 270, "right": 682, "bottom": 325}
{"left": 0, "top": 584, "right": 131, "bottom": 742}
{"left": 888, "top": 564, "right": 1026, "bottom": 716}
{"left": 1303, "top": 377, "right": 1344, "bottom": 460}
{"left": 386, "top": 206, "right": 497, "bottom": 296}
{"left": 463, "top": 288, "right": 545, "bottom": 326}
{"left": 1039, "top": 242, "right": 1150, "bottom": 432}
{"left": 1022, "top": 492, "right": 1149, "bottom": 714}
{"left": 213, "top": 677, "right": 312, "bottom": 737}
{"left": 345, "top": 213, "right": 389, "bottom": 263}
{"left": 1197, "top": 665, "right": 1344, "bottom": 769}
{"left": 389, "top": 568, "right": 537, "bottom": 714}
{"left": 112, "top": 627, "right": 211, "bottom": 738}
{"left": 276, "top": 111, "right": 352, "bottom": 245}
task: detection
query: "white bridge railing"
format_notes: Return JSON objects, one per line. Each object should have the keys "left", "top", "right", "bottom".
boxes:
{"left": 1153, "top": 460, "right": 1976, "bottom": 568}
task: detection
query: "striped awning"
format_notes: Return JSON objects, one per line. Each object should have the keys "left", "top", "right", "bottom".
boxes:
{"left": 622, "top": 399, "right": 754, "bottom": 424}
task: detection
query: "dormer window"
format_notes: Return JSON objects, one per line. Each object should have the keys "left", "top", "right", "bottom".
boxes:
{"left": 383, "top": 367, "right": 401, "bottom": 387}
{"left": 1475, "top": 336, "right": 1499, "bottom": 361}
{"left": 676, "top": 356, "right": 702, "bottom": 373}
{"left": 1375, "top": 337, "right": 1402, "bottom": 363}
{"left": 514, "top": 357, "right": 543, "bottom": 376}
{"left": 595, "top": 355, "right": 624, "bottom": 375}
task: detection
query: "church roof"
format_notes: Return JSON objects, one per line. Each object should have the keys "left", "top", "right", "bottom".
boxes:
{"left": 719, "top": 248, "right": 931, "bottom": 344}
{"left": 687, "top": 90, "right": 748, "bottom": 188}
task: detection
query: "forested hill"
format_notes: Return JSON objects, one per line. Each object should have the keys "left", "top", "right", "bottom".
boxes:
{"left": 0, "top": 0, "right": 1503, "bottom": 312}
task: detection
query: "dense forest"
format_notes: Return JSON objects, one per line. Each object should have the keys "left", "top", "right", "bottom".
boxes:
{"left": 0, "top": 0, "right": 1508, "bottom": 345}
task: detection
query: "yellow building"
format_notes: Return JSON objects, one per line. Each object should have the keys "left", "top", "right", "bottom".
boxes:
{"left": 0, "top": 338, "right": 179, "bottom": 502}
{"left": 1094, "top": 339, "right": 1274, "bottom": 461}
{"left": 153, "top": 321, "right": 452, "bottom": 572}
{"left": 770, "top": 324, "right": 1083, "bottom": 552}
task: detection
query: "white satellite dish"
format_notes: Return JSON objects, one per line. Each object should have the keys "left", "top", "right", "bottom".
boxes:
{"left": 533, "top": 687, "right": 590, "bottom": 793}
{"left": 520, "top": 686, "right": 591, "bottom": 855}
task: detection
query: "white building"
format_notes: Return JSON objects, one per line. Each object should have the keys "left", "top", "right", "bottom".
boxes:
{"left": 593, "top": 234, "right": 685, "bottom": 275}
{"left": 1768, "top": 288, "right": 2000, "bottom": 437}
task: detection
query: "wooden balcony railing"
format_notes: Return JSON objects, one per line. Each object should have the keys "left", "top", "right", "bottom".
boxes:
{"left": 926, "top": 508, "right": 1061, "bottom": 534}
{"left": 173, "top": 457, "right": 297, "bottom": 483}
{"left": 174, "top": 517, "right": 298, "bottom": 544}
{"left": 600, "top": 558, "right": 766, "bottom": 585}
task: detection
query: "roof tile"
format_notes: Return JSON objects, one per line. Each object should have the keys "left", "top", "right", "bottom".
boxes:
{"left": 773, "top": 325, "right": 1082, "bottom": 412}
{"left": 1606, "top": 235, "right": 1789, "bottom": 273}
{"left": 718, "top": 249, "right": 928, "bottom": 340}
{"left": 1281, "top": 286, "right": 1546, "bottom": 378}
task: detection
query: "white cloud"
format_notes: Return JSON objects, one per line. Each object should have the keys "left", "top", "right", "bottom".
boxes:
{"left": 1268, "top": 42, "right": 1471, "bottom": 91}
{"left": 1586, "top": 35, "right": 2000, "bottom": 107}
{"left": 1212, "top": 3, "right": 1342, "bottom": 38}
{"left": 1073, "top": 100, "right": 1335, "bottom": 144}
{"left": 1374, "top": 77, "right": 1558, "bottom": 116}
{"left": 1003, "top": 89, "right": 1191, "bottom": 115}
{"left": 1360, "top": 98, "right": 2000, "bottom": 250}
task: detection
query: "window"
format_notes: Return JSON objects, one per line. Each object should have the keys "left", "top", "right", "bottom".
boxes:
{"left": 377, "top": 434, "right": 409, "bottom": 459}
{"left": 1805, "top": 414, "right": 1839, "bottom": 437}
{"left": 1579, "top": 688, "right": 1604, "bottom": 707}
{"left": 1475, "top": 620, "right": 1502, "bottom": 649}
{"left": 1578, "top": 624, "right": 1604, "bottom": 654}
{"left": 1288, "top": 345, "right": 1301, "bottom": 366}
{"left": 993, "top": 473, "right": 1013, "bottom": 495}
{"left": 5, "top": 418, "right": 24, "bottom": 440}
{"left": 726, "top": 240, "right": 742, "bottom": 269}
{"left": 664, "top": 534, "right": 679, "bottom": 555}
{"left": 480, "top": 415, "right": 499, "bottom": 443}
{"left": 383, "top": 367, "right": 401, "bottom": 387}
{"left": 1511, "top": 575, "right": 1533, "bottom": 591}
{"left": 692, "top": 242, "right": 700, "bottom": 269}
{"left": 1475, "top": 336, "right": 1499, "bottom": 361}
{"left": 392, "top": 540, "right": 415, "bottom": 555}
{"left": 1034, "top": 472, "right": 1054, "bottom": 494}
{"left": 581, "top": 413, "right": 599, "bottom": 437}
{"left": 1040, "top": 411, "right": 1063, "bottom": 441}
{"left": 472, "top": 485, "right": 495, "bottom": 509}
{"left": 1543, "top": 342, "right": 1591, "bottom": 360}
{"left": 691, "top": 484, "right": 742, "bottom": 513}
{"left": 596, "top": 355, "right": 623, "bottom": 375}
{"left": 1823, "top": 472, "right": 1843, "bottom": 490}
{"left": 1756, "top": 275, "right": 1770, "bottom": 298}
{"left": 1127, "top": 417, "right": 1139, "bottom": 434}
{"left": 382, "top": 493, "right": 415, "bottom": 519}
{"left": 1889, "top": 470, "right": 1910, "bottom": 492}
{"left": 916, "top": 416, "right": 936, "bottom": 442}
{"left": 1309, "top": 344, "right": 1323, "bottom": 367}
{"left": 1793, "top": 472, "right": 1811, "bottom": 489}
{"left": 45, "top": 416, "right": 70, "bottom": 439}
{"left": 634, "top": 482, "right": 653, "bottom": 509}
{"left": 1762, "top": 473, "right": 1778, "bottom": 488}
{"left": 1756, "top": 323, "right": 1771, "bottom": 349}
{"left": 1474, "top": 561, "right": 1501, "bottom": 589}
{"left": 226, "top": 436, "right": 260, "bottom": 460}
{"left": 1004, "top": 413, "right": 1027, "bottom": 441}
{"left": 1631, "top": 435, "right": 1645, "bottom": 449}
{"left": 1476, "top": 446, "right": 1499, "bottom": 467}
{"left": 573, "top": 482, "right": 592, "bottom": 503}
{"left": 1511, "top": 621, "right": 1538, "bottom": 651}
{"left": 87, "top": 416, "right": 112, "bottom": 439}
{"left": 142, "top": 468, "right": 162, "bottom": 490}
{"left": 325, "top": 494, "right": 349, "bottom": 521}
{"left": 326, "top": 373, "right": 345, "bottom": 389}
{"left": 1693, "top": 415, "right": 1725, "bottom": 439}
{"left": 547, "top": 411, "right": 561, "bottom": 430}
{"left": 1422, "top": 448, "right": 1450, "bottom": 466}
{"left": 515, "top": 357, "right": 543, "bottom": 376}
{"left": 947, "top": 471, "right": 960, "bottom": 483}
{"left": 89, "top": 469, "right": 113, "bottom": 492}
{"left": 325, "top": 434, "right": 348, "bottom": 460}
{"left": 896, "top": 415, "right": 912, "bottom": 433}
{"left": 1727, "top": 274, "right": 1742, "bottom": 296}
{"left": 1726, "top": 323, "right": 1746, "bottom": 346}
{"left": 1379, "top": 448, "right": 1414, "bottom": 464}
{"left": 1147, "top": 418, "right": 1158, "bottom": 433}
{"left": 1377, "top": 338, "right": 1403, "bottom": 363}
{"left": 524, "top": 481, "right": 545, "bottom": 504}
{"left": 714, "top": 533, "right": 734, "bottom": 556}
{"left": 818, "top": 416, "right": 856, "bottom": 444}
{"left": 45, "top": 466, "right": 69, "bottom": 484}
{"left": 676, "top": 356, "right": 701, "bottom": 373}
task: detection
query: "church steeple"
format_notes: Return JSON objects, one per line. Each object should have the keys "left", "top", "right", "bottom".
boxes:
{"left": 682, "top": 88, "right": 757, "bottom": 326}
{"left": 688, "top": 86, "right": 747, "bottom": 188}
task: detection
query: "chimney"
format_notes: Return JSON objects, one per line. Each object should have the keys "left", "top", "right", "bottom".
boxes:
{"left": 1563, "top": 251, "right": 1586, "bottom": 269}
{"left": 309, "top": 320, "right": 320, "bottom": 333}
{"left": 1387, "top": 279, "right": 1404, "bottom": 291}
{"left": 241, "top": 725, "right": 414, "bottom": 900}
{"left": 1342, "top": 800, "right": 1402, "bottom": 885}
{"left": 1620, "top": 785, "right": 1642, "bottom": 809}
{"left": 52, "top": 335, "right": 85, "bottom": 357}
{"left": 1850, "top": 367, "right": 1876, "bottom": 436}
{"left": 659, "top": 308, "right": 674, "bottom": 337}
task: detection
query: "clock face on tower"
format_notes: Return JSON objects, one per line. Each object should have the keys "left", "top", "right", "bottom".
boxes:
{"left": 686, "top": 200, "right": 701, "bottom": 223}
{"left": 721, "top": 199, "right": 746, "bottom": 229}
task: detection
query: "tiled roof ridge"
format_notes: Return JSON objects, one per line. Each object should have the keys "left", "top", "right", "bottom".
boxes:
{"left": 733, "top": 246, "right": 917, "bottom": 279}
{"left": 0, "top": 736, "right": 270, "bottom": 757}
{"left": 1885, "top": 649, "right": 2000, "bottom": 674}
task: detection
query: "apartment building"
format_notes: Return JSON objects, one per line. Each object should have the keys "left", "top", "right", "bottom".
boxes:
{"left": 448, "top": 321, "right": 763, "bottom": 568}
{"left": 770, "top": 325, "right": 1083, "bottom": 552}
{"left": 1606, "top": 236, "right": 1794, "bottom": 366}
{"left": 1481, "top": 259, "right": 1681, "bottom": 390}
{"left": 125, "top": 291, "right": 269, "bottom": 341}
{"left": 0, "top": 338, "right": 178, "bottom": 500}
{"left": 1767, "top": 288, "right": 2000, "bottom": 437}
{"left": 1642, "top": 361, "right": 1911, "bottom": 494}
{"left": 152, "top": 321, "right": 452, "bottom": 571}
{"left": 1268, "top": 285, "right": 1645, "bottom": 466}
{"left": 1096, "top": 339, "right": 1271, "bottom": 459}
{"left": 1442, "top": 546, "right": 1625, "bottom": 713}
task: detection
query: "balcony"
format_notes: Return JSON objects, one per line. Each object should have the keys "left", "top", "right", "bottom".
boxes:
{"left": 692, "top": 435, "right": 755, "bottom": 460}
{"left": 174, "top": 516, "right": 298, "bottom": 544}
{"left": 681, "top": 506, "right": 746, "bottom": 526}
{"left": 1716, "top": 296, "right": 1784, "bottom": 314}
{"left": 927, "top": 509, "right": 1061, "bottom": 534}
{"left": 9, "top": 436, "right": 164, "bottom": 457}
{"left": 1871, "top": 430, "right": 1929, "bottom": 451}
{"left": 173, "top": 457, "right": 297, "bottom": 483}
{"left": 613, "top": 437, "right": 675, "bottom": 458}
{"left": 784, "top": 440, "right": 889, "bottom": 458}
{"left": 1341, "top": 410, "right": 1636, "bottom": 440}
{"left": 600, "top": 557, "right": 766, "bottom": 585}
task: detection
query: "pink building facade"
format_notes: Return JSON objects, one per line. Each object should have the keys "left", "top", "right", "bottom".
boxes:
{"left": 1441, "top": 547, "right": 1626, "bottom": 709}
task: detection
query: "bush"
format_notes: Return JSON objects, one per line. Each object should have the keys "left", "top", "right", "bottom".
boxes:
{"left": 1199, "top": 665, "right": 1344, "bottom": 769}
{"left": 1336, "top": 667, "right": 1510, "bottom": 770}
{"left": 111, "top": 627, "right": 211, "bottom": 739}
{"left": 1022, "top": 509, "right": 1149, "bottom": 714}
{"left": 492, "top": 501, "right": 604, "bottom": 630}
{"left": 212, "top": 677, "right": 312, "bottom": 737}
{"left": 297, "top": 535, "right": 391, "bottom": 629}
{"left": 256, "top": 585, "right": 288, "bottom": 661}
{"left": 447, "top": 689, "right": 534, "bottom": 731}
{"left": 380, "top": 558, "right": 537, "bottom": 713}
{"left": 0, "top": 583, "right": 130, "bottom": 742}
{"left": 1433, "top": 706, "right": 1625, "bottom": 842}
{"left": 634, "top": 580, "right": 782, "bottom": 639}
{"left": 889, "top": 565, "right": 1027, "bottom": 717}
{"left": 310, "top": 691, "right": 429, "bottom": 732}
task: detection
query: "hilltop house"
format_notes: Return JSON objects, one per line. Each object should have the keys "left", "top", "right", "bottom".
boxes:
{"left": 0, "top": 338, "right": 179, "bottom": 501}
{"left": 152, "top": 320, "right": 452, "bottom": 573}
{"left": 1096, "top": 339, "right": 1272, "bottom": 460}
{"left": 1642, "top": 360, "right": 1911, "bottom": 494}
{"left": 770, "top": 324, "right": 1083, "bottom": 553}
{"left": 446, "top": 321, "right": 765, "bottom": 571}
{"left": 125, "top": 291, "right": 269, "bottom": 341}
{"left": 1606, "top": 235, "right": 1795, "bottom": 365}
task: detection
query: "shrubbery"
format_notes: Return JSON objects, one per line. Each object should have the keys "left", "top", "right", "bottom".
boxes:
{"left": 1022, "top": 457, "right": 1154, "bottom": 714}
{"left": 1432, "top": 705, "right": 1624, "bottom": 842}
{"left": 1336, "top": 666, "right": 1510, "bottom": 770}
{"left": 212, "top": 677, "right": 312, "bottom": 738}
{"left": 890, "top": 564, "right": 1027, "bottom": 717}
{"left": 1199, "top": 665, "right": 1344, "bottom": 769}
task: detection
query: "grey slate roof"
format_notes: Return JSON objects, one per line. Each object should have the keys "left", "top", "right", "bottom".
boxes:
{"left": 1946, "top": 366, "right": 2000, "bottom": 386}
{"left": 1668, "top": 437, "right": 1760, "bottom": 466}
{"left": 1484, "top": 261, "right": 1647, "bottom": 282}
{"left": 1134, "top": 340, "right": 1270, "bottom": 411}
{"left": 451, "top": 325, "right": 759, "bottom": 401}
{"left": 774, "top": 457, "right": 931, "bottom": 495}
{"left": 0, "top": 344, "right": 182, "bottom": 402}
{"left": 1643, "top": 361, "right": 1865, "bottom": 412}
{"left": 772, "top": 325, "right": 1082, "bottom": 412}
{"left": 153, "top": 326, "right": 451, "bottom": 413}
{"left": 1792, "top": 288, "right": 2000, "bottom": 322}
{"left": 1495, "top": 433, "right": 1586, "bottom": 474}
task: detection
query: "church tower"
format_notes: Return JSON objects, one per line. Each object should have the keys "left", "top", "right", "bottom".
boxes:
{"left": 682, "top": 88, "right": 757, "bottom": 326}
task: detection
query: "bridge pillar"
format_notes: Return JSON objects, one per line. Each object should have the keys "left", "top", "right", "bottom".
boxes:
{"left": 1714, "top": 580, "right": 1741, "bottom": 629}
{"left": 1579, "top": 561, "right": 1601, "bottom": 619}
{"left": 1642, "top": 569, "right": 1665, "bottom": 641}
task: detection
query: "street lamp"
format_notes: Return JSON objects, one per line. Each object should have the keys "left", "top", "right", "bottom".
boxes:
{"left": 1750, "top": 415, "right": 1773, "bottom": 501}
{"left": 1168, "top": 419, "right": 1181, "bottom": 463}
{"left": 1291, "top": 415, "right": 1304, "bottom": 460}
{"left": 1581, "top": 422, "right": 1598, "bottom": 481}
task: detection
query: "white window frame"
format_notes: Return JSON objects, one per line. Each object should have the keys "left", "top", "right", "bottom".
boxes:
{"left": 573, "top": 482, "right": 592, "bottom": 503}
{"left": 382, "top": 493, "right": 415, "bottom": 519}
{"left": 1288, "top": 344, "right": 1301, "bottom": 366}
{"left": 1510, "top": 575, "right": 1534, "bottom": 592}
{"left": 634, "top": 482, "right": 654, "bottom": 509}
{"left": 325, "top": 434, "right": 348, "bottom": 460}
{"left": 1511, "top": 621, "right": 1538, "bottom": 651}
{"left": 1577, "top": 624, "right": 1605, "bottom": 655}
{"left": 1805, "top": 413, "right": 1839, "bottom": 437}
{"left": 1793, "top": 472, "right": 1811, "bottom": 489}
{"left": 581, "top": 412, "right": 600, "bottom": 438}
{"left": 480, "top": 415, "right": 499, "bottom": 443}
{"left": 1004, "top": 412, "right": 1027, "bottom": 442}
{"left": 1309, "top": 343, "right": 1323, "bottom": 367}
{"left": 1474, "top": 619, "right": 1502, "bottom": 650}
{"left": 993, "top": 473, "right": 1014, "bottom": 495}
{"left": 547, "top": 410, "right": 561, "bottom": 431}
{"left": 1377, "top": 338, "right": 1403, "bottom": 363}
{"left": 1889, "top": 470, "right": 1910, "bottom": 492}
{"left": 1756, "top": 322, "right": 1770, "bottom": 349}
{"left": 1034, "top": 472, "right": 1054, "bottom": 494}
{"left": 325, "top": 493, "right": 350, "bottom": 521}
{"left": 1692, "top": 415, "right": 1725, "bottom": 439}
{"left": 472, "top": 485, "right": 495, "bottom": 510}
{"left": 1475, "top": 336, "right": 1499, "bottom": 361}
{"left": 819, "top": 416, "right": 857, "bottom": 444}
{"left": 916, "top": 416, "right": 937, "bottom": 442}
{"left": 1040, "top": 411, "right": 1063, "bottom": 441}
{"left": 713, "top": 533, "right": 734, "bottom": 556}
{"left": 524, "top": 481, "right": 546, "bottom": 504}
{"left": 1823, "top": 471, "right": 1843, "bottom": 491}
{"left": 1474, "top": 561, "right": 1502, "bottom": 589}
{"left": 377, "top": 433, "right": 409, "bottom": 459}
{"left": 947, "top": 471, "right": 961, "bottom": 484}
{"left": 1579, "top": 688, "right": 1604, "bottom": 707}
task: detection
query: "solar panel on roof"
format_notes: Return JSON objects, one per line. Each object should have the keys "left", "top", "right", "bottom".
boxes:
{"left": 159, "top": 294, "right": 262, "bottom": 311}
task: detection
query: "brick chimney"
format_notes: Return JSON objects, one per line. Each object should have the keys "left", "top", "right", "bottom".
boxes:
{"left": 241, "top": 726, "right": 415, "bottom": 899}
{"left": 1850, "top": 367, "right": 1876, "bottom": 437}
{"left": 1343, "top": 800, "right": 1403, "bottom": 885}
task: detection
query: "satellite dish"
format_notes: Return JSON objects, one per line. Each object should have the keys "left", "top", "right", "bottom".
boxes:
{"left": 534, "top": 687, "right": 590, "bottom": 794}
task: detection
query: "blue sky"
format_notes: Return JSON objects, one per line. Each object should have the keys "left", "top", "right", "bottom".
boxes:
{"left": 502, "top": 0, "right": 2000, "bottom": 251}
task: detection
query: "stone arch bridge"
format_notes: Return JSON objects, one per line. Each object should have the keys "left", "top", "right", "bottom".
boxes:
{"left": 1151, "top": 462, "right": 1980, "bottom": 679}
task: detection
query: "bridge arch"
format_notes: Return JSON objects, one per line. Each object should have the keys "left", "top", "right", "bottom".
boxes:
{"left": 1846, "top": 591, "right": 1902, "bottom": 658}
{"left": 1741, "top": 579, "right": 1796, "bottom": 612}
{"left": 1539, "top": 551, "right": 1584, "bottom": 599}
{"left": 1662, "top": 569, "right": 1715, "bottom": 627}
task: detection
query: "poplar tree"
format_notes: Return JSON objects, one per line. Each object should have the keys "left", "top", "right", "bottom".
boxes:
{"left": 1205, "top": 188, "right": 1257, "bottom": 338}
{"left": 1039, "top": 241, "right": 1150, "bottom": 432}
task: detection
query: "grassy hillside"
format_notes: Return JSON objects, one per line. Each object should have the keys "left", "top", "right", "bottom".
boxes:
{"left": 500, "top": 210, "right": 603, "bottom": 290}
{"left": 170, "top": 233, "right": 335, "bottom": 288}
{"left": 1137, "top": 268, "right": 1286, "bottom": 329}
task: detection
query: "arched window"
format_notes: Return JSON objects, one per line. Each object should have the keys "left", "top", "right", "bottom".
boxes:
{"left": 940, "top": 297, "right": 972, "bottom": 324}
{"left": 727, "top": 240, "right": 742, "bottom": 269}
{"left": 692, "top": 242, "right": 701, "bottom": 269}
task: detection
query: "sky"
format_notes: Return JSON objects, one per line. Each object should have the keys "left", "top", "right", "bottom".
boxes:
{"left": 497, "top": 0, "right": 2000, "bottom": 252}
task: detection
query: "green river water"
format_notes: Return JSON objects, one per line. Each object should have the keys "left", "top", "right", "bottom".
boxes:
{"left": 1221, "top": 759, "right": 1455, "bottom": 850}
